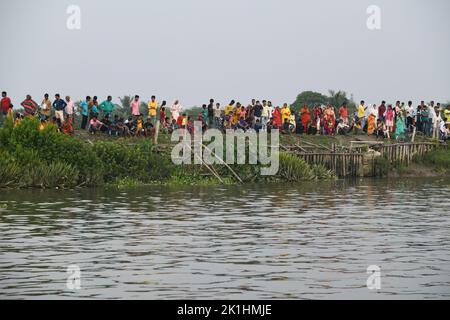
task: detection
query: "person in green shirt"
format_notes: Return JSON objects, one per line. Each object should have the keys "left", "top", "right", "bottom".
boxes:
{"left": 201, "top": 104, "right": 208, "bottom": 125}
{"left": 99, "top": 96, "right": 115, "bottom": 118}
{"left": 420, "top": 106, "right": 429, "bottom": 134}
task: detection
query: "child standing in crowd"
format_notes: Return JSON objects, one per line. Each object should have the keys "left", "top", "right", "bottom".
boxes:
{"left": 159, "top": 104, "right": 166, "bottom": 128}
{"left": 385, "top": 105, "right": 394, "bottom": 135}
{"left": 136, "top": 114, "right": 144, "bottom": 137}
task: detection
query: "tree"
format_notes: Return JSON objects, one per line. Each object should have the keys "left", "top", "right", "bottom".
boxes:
{"left": 327, "top": 90, "right": 357, "bottom": 113}
{"left": 118, "top": 95, "right": 132, "bottom": 109}
{"left": 328, "top": 90, "right": 347, "bottom": 108}
{"left": 291, "top": 91, "right": 328, "bottom": 111}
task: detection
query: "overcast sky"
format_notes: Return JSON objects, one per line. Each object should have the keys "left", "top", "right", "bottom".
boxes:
{"left": 0, "top": 0, "right": 449, "bottom": 107}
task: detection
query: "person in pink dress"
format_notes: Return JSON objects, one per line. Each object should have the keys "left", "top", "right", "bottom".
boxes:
{"left": 385, "top": 104, "right": 395, "bottom": 136}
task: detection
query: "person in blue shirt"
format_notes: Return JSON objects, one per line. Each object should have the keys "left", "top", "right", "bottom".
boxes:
{"left": 52, "top": 93, "right": 67, "bottom": 123}
{"left": 90, "top": 96, "right": 99, "bottom": 118}
{"left": 254, "top": 118, "right": 263, "bottom": 133}
{"left": 79, "top": 96, "right": 91, "bottom": 129}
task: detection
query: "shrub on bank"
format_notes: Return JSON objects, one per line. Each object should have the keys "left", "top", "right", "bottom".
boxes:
{"left": 278, "top": 152, "right": 316, "bottom": 181}
{"left": 413, "top": 147, "right": 450, "bottom": 173}
{"left": 0, "top": 117, "right": 336, "bottom": 188}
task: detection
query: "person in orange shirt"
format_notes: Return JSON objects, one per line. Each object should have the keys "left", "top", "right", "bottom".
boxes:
{"left": 300, "top": 104, "right": 311, "bottom": 134}
{"left": 338, "top": 102, "right": 349, "bottom": 124}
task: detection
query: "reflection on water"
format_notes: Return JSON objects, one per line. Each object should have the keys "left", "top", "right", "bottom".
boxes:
{"left": 0, "top": 178, "right": 449, "bottom": 299}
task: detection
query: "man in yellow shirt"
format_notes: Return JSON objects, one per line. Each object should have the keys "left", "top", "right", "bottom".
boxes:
{"left": 148, "top": 95, "right": 158, "bottom": 124}
{"left": 281, "top": 103, "right": 291, "bottom": 124}
{"left": 357, "top": 100, "right": 366, "bottom": 130}
{"left": 224, "top": 100, "right": 235, "bottom": 116}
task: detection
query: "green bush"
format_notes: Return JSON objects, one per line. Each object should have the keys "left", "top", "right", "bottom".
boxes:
{"left": 24, "top": 161, "right": 80, "bottom": 188}
{"left": 278, "top": 152, "right": 315, "bottom": 181}
{"left": 0, "top": 150, "right": 20, "bottom": 187}
{"left": 311, "top": 164, "right": 336, "bottom": 180}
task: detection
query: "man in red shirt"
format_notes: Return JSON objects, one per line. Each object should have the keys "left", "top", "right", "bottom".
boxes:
{"left": 339, "top": 102, "right": 349, "bottom": 124}
{"left": 1, "top": 91, "right": 12, "bottom": 115}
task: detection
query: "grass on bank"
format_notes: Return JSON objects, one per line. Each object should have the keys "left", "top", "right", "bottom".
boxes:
{"left": 373, "top": 145, "right": 450, "bottom": 177}
{"left": 0, "top": 117, "right": 334, "bottom": 189}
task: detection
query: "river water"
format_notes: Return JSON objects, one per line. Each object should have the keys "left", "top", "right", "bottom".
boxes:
{"left": 0, "top": 178, "right": 449, "bottom": 299}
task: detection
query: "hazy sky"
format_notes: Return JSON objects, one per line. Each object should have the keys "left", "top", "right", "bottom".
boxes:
{"left": 1, "top": 0, "right": 449, "bottom": 107}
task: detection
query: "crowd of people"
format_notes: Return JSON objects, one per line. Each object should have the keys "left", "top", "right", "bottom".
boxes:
{"left": 1, "top": 91, "right": 449, "bottom": 141}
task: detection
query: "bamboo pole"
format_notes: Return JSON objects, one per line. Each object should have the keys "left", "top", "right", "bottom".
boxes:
{"left": 201, "top": 143, "right": 243, "bottom": 184}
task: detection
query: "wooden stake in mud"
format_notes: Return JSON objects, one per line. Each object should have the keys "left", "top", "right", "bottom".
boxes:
{"left": 154, "top": 120, "right": 160, "bottom": 145}
{"left": 411, "top": 126, "right": 416, "bottom": 142}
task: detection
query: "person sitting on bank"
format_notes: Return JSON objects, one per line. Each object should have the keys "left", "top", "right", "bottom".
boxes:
{"left": 281, "top": 118, "right": 293, "bottom": 134}
{"left": 88, "top": 116, "right": 105, "bottom": 134}
{"left": 144, "top": 117, "right": 154, "bottom": 137}
{"left": 254, "top": 118, "right": 263, "bottom": 133}
{"left": 336, "top": 119, "right": 350, "bottom": 135}
{"left": 237, "top": 117, "right": 249, "bottom": 131}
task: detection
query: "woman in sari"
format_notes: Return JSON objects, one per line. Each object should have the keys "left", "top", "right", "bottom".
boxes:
{"left": 323, "top": 105, "right": 336, "bottom": 135}
{"left": 395, "top": 112, "right": 406, "bottom": 140}
{"left": 273, "top": 106, "right": 282, "bottom": 128}
{"left": 366, "top": 104, "right": 377, "bottom": 135}
{"left": 313, "top": 105, "right": 324, "bottom": 135}
{"left": 367, "top": 113, "right": 377, "bottom": 135}
{"left": 300, "top": 104, "right": 311, "bottom": 134}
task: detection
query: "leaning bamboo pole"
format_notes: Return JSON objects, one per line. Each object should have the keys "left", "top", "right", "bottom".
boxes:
{"left": 201, "top": 143, "right": 243, "bottom": 184}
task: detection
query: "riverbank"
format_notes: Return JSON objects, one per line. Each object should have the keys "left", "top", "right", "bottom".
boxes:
{"left": 383, "top": 147, "right": 450, "bottom": 178}
{"left": 0, "top": 117, "right": 335, "bottom": 189}
{"left": 0, "top": 117, "right": 448, "bottom": 189}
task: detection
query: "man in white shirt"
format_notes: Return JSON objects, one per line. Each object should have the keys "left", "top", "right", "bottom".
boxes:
{"left": 213, "top": 103, "right": 222, "bottom": 128}
{"left": 405, "top": 101, "right": 415, "bottom": 132}
{"left": 267, "top": 101, "right": 274, "bottom": 118}
{"left": 261, "top": 100, "right": 270, "bottom": 130}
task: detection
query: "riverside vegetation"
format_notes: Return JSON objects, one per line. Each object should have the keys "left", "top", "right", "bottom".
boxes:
{"left": 0, "top": 117, "right": 335, "bottom": 189}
